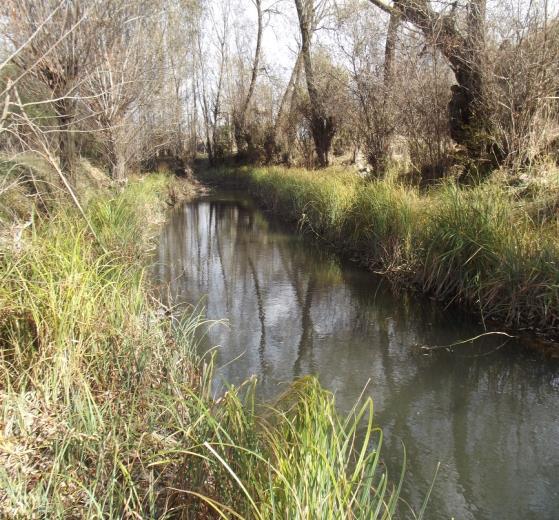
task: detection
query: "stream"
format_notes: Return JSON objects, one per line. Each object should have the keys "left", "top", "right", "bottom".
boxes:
{"left": 155, "top": 190, "right": 559, "bottom": 519}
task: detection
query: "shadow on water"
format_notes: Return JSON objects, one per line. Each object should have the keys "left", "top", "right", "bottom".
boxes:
{"left": 155, "top": 191, "right": 559, "bottom": 520}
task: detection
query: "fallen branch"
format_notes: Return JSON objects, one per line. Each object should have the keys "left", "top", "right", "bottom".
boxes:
{"left": 416, "top": 331, "right": 515, "bottom": 353}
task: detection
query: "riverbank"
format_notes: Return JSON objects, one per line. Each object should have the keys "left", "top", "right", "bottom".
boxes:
{"left": 0, "top": 171, "right": 408, "bottom": 517}
{"left": 200, "top": 165, "right": 559, "bottom": 342}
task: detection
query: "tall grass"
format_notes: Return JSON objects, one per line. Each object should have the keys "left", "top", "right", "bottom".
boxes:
{"left": 203, "top": 165, "right": 559, "bottom": 336}
{"left": 256, "top": 378, "right": 403, "bottom": 519}
{"left": 0, "top": 173, "right": 409, "bottom": 518}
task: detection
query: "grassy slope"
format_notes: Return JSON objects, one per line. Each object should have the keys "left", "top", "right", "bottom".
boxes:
{"left": 0, "top": 173, "right": 408, "bottom": 518}
{"left": 202, "top": 165, "right": 559, "bottom": 338}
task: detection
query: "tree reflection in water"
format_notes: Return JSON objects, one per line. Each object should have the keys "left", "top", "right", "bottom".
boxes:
{"left": 156, "top": 192, "right": 559, "bottom": 520}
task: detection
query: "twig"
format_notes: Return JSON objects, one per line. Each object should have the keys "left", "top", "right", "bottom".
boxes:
{"left": 417, "top": 331, "right": 515, "bottom": 353}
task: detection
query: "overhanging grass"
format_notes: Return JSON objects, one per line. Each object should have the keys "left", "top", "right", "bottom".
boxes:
{"left": 202, "top": 165, "right": 559, "bottom": 335}
{"left": 0, "top": 173, "right": 410, "bottom": 518}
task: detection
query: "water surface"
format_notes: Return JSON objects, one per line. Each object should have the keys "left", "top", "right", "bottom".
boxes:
{"left": 156, "top": 191, "right": 559, "bottom": 519}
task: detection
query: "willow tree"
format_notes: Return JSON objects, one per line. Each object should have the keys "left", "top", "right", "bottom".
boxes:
{"left": 234, "top": 0, "right": 263, "bottom": 156}
{"left": 270, "top": 50, "right": 303, "bottom": 162}
{"left": 2, "top": 0, "right": 109, "bottom": 179}
{"left": 84, "top": 1, "right": 166, "bottom": 181}
{"left": 368, "top": 0, "right": 487, "bottom": 153}
{"left": 294, "top": 0, "right": 336, "bottom": 167}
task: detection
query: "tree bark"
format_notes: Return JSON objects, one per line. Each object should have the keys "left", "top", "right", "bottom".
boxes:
{"left": 294, "top": 0, "right": 335, "bottom": 167}
{"left": 54, "top": 96, "right": 77, "bottom": 181}
{"left": 369, "top": 9, "right": 401, "bottom": 173}
{"left": 268, "top": 50, "right": 303, "bottom": 162}
{"left": 235, "top": 0, "right": 263, "bottom": 156}
{"left": 113, "top": 151, "right": 126, "bottom": 182}
{"left": 107, "top": 136, "right": 127, "bottom": 182}
{"left": 191, "top": 67, "right": 198, "bottom": 157}
{"left": 273, "top": 51, "right": 303, "bottom": 143}
{"left": 369, "top": 0, "right": 487, "bottom": 152}
{"left": 384, "top": 10, "right": 400, "bottom": 87}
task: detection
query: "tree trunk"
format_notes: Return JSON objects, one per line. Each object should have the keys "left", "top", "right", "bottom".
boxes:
{"left": 295, "top": 0, "right": 335, "bottom": 167}
{"left": 369, "top": 0, "right": 488, "bottom": 153}
{"left": 274, "top": 52, "right": 303, "bottom": 140}
{"left": 310, "top": 116, "right": 335, "bottom": 167}
{"left": 113, "top": 151, "right": 126, "bottom": 182}
{"left": 268, "top": 51, "right": 304, "bottom": 162}
{"left": 191, "top": 68, "right": 199, "bottom": 157}
{"left": 372, "top": 10, "right": 400, "bottom": 173}
{"left": 106, "top": 129, "right": 127, "bottom": 182}
{"left": 54, "top": 97, "right": 77, "bottom": 181}
{"left": 384, "top": 10, "right": 400, "bottom": 87}
{"left": 235, "top": 0, "right": 263, "bottom": 157}
{"left": 206, "top": 136, "right": 214, "bottom": 165}
{"left": 285, "top": 57, "right": 304, "bottom": 164}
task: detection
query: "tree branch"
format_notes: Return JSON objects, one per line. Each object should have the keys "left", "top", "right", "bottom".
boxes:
{"left": 367, "top": 0, "right": 396, "bottom": 15}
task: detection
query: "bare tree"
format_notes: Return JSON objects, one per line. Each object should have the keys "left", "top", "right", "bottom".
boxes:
{"left": 335, "top": 1, "right": 399, "bottom": 173}
{"left": 487, "top": 2, "right": 559, "bottom": 168}
{"left": 368, "top": 0, "right": 487, "bottom": 154}
{"left": 2, "top": 0, "right": 111, "bottom": 180}
{"left": 198, "top": 0, "right": 232, "bottom": 164}
{"left": 83, "top": 2, "right": 163, "bottom": 180}
{"left": 233, "top": 0, "right": 264, "bottom": 157}
{"left": 269, "top": 50, "right": 304, "bottom": 162}
{"left": 3, "top": 0, "right": 557, "bottom": 181}
{"left": 294, "top": 0, "right": 335, "bottom": 167}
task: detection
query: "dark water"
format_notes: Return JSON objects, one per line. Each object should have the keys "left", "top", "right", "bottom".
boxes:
{"left": 156, "top": 191, "right": 559, "bottom": 520}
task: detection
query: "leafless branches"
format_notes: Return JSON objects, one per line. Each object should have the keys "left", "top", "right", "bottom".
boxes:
{"left": 1, "top": 0, "right": 558, "bottom": 182}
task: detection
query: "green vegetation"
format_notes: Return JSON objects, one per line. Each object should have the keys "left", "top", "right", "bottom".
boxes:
{"left": 0, "top": 173, "right": 409, "bottom": 518}
{"left": 203, "top": 166, "right": 559, "bottom": 337}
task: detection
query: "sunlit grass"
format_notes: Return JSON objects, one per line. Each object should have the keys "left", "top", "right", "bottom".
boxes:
{"left": 204, "top": 165, "right": 559, "bottom": 334}
{"left": 255, "top": 378, "right": 405, "bottom": 519}
{"left": 0, "top": 173, "right": 411, "bottom": 518}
